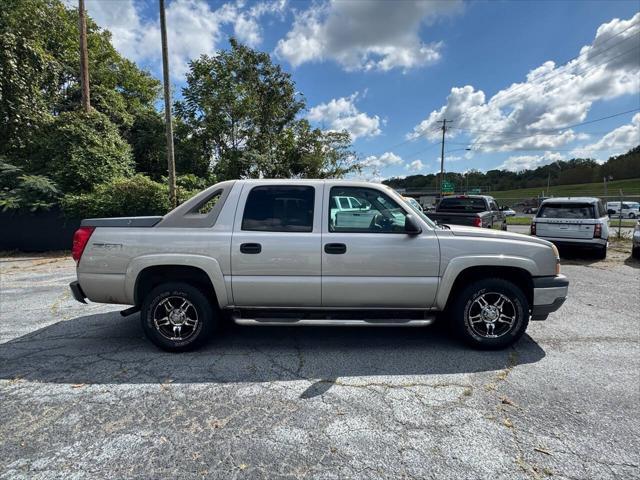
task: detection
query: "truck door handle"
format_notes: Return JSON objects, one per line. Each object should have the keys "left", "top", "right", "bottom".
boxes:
{"left": 324, "top": 243, "right": 347, "bottom": 254}
{"left": 240, "top": 243, "right": 262, "bottom": 254}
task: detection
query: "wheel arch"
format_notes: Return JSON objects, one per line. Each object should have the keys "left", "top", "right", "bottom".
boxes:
{"left": 125, "top": 254, "right": 229, "bottom": 308}
{"left": 436, "top": 256, "right": 536, "bottom": 311}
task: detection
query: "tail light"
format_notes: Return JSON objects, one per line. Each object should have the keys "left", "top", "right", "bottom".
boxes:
{"left": 72, "top": 227, "right": 95, "bottom": 263}
{"left": 530, "top": 222, "right": 536, "bottom": 235}
{"left": 472, "top": 217, "right": 482, "bottom": 227}
{"left": 593, "top": 223, "right": 602, "bottom": 238}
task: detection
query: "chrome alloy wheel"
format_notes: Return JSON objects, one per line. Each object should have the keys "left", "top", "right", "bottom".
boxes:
{"left": 153, "top": 296, "right": 199, "bottom": 341}
{"left": 467, "top": 292, "right": 517, "bottom": 339}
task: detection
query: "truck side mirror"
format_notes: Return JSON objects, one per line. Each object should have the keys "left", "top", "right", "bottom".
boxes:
{"left": 405, "top": 214, "right": 422, "bottom": 235}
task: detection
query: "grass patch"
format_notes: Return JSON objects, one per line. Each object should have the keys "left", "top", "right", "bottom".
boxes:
{"left": 492, "top": 177, "right": 640, "bottom": 200}
{"left": 506, "top": 217, "right": 533, "bottom": 225}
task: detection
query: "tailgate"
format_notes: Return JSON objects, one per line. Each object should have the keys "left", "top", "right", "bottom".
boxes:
{"left": 535, "top": 219, "right": 595, "bottom": 239}
{"left": 426, "top": 212, "right": 478, "bottom": 226}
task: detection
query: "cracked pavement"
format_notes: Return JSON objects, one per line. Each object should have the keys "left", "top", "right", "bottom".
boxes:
{"left": 0, "top": 249, "right": 638, "bottom": 479}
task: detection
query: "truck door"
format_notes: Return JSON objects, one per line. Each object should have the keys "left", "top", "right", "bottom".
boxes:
{"left": 231, "top": 183, "right": 322, "bottom": 307}
{"left": 321, "top": 184, "right": 440, "bottom": 308}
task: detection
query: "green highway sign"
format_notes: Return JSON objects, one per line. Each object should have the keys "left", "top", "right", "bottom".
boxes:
{"left": 442, "top": 181, "right": 454, "bottom": 193}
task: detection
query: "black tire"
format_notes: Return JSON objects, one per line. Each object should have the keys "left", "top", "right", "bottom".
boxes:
{"left": 451, "top": 278, "right": 529, "bottom": 350}
{"left": 141, "top": 282, "right": 217, "bottom": 352}
{"left": 595, "top": 245, "right": 607, "bottom": 260}
{"left": 632, "top": 246, "right": 640, "bottom": 259}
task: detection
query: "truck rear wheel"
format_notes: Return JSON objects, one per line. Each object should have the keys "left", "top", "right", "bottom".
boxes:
{"left": 141, "top": 282, "right": 216, "bottom": 352}
{"left": 451, "top": 278, "right": 529, "bottom": 349}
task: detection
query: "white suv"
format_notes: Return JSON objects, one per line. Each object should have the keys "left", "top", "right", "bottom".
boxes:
{"left": 532, "top": 197, "right": 609, "bottom": 258}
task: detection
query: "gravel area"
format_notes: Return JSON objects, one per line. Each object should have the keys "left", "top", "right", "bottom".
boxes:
{"left": 1, "top": 249, "right": 638, "bottom": 479}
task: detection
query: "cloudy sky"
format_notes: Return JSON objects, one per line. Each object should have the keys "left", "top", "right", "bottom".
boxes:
{"left": 83, "top": 0, "right": 640, "bottom": 179}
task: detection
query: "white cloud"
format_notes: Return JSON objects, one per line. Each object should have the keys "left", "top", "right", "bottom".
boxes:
{"left": 362, "top": 151, "right": 403, "bottom": 169}
{"left": 434, "top": 155, "right": 462, "bottom": 163}
{"left": 408, "top": 13, "right": 640, "bottom": 152}
{"left": 571, "top": 113, "right": 640, "bottom": 160}
{"left": 275, "top": 0, "right": 463, "bottom": 72}
{"left": 499, "top": 152, "right": 565, "bottom": 172}
{"left": 405, "top": 160, "right": 425, "bottom": 172}
{"left": 307, "top": 92, "right": 381, "bottom": 140}
{"left": 84, "top": 0, "right": 286, "bottom": 80}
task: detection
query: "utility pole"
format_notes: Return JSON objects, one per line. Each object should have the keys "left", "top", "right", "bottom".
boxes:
{"left": 159, "top": 0, "right": 177, "bottom": 208}
{"left": 546, "top": 170, "right": 550, "bottom": 196}
{"left": 78, "top": 0, "right": 90, "bottom": 112}
{"left": 438, "top": 119, "right": 451, "bottom": 198}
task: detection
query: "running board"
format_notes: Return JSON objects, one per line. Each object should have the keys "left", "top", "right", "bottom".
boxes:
{"left": 232, "top": 317, "right": 435, "bottom": 327}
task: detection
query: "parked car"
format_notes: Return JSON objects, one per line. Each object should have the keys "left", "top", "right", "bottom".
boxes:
{"left": 70, "top": 180, "right": 568, "bottom": 352}
{"left": 606, "top": 201, "right": 640, "bottom": 219}
{"left": 425, "top": 195, "right": 508, "bottom": 230}
{"left": 502, "top": 207, "right": 517, "bottom": 217}
{"left": 531, "top": 197, "right": 609, "bottom": 258}
{"left": 523, "top": 207, "right": 538, "bottom": 215}
{"left": 403, "top": 196, "right": 424, "bottom": 212}
{"left": 633, "top": 220, "right": 640, "bottom": 259}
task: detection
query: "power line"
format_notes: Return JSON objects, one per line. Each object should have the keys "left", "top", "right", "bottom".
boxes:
{"left": 437, "top": 119, "right": 453, "bottom": 196}
{"left": 486, "top": 22, "right": 639, "bottom": 106}
{"left": 373, "top": 40, "right": 638, "bottom": 158}
{"left": 449, "top": 107, "right": 640, "bottom": 140}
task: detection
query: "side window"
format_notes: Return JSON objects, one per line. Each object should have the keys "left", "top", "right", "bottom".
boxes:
{"left": 490, "top": 201, "right": 498, "bottom": 211}
{"left": 187, "top": 189, "right": 222, "bottom": 216}
{"left": 242, "top": 186, "right": 314, "bottom": 232}
{"left": 329, "top": 186, "right": 407, "bottom": 233}
{"left": 598, "top": 201, "right": 606, "bottom": 217}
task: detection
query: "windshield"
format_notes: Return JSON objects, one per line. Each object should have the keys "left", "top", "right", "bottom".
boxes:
{"left": 399, "top": 195, "right": 438, "bottom": 228}
{"left": 438, "top": 197, "right": 487, "bottom": 212}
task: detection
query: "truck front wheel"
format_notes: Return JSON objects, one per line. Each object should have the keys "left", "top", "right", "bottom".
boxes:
{"left": 451, "top": 278, "right": 529, "bottom": 349}
{"left": 141, "top": 282, "right": 216, "bottom": 352}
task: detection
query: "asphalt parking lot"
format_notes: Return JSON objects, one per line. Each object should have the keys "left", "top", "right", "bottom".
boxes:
{"left": 1, "top": 247, "right": 639, "bottom": 479}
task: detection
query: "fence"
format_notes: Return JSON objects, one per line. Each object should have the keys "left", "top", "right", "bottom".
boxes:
{"left": 0, "top": 208, "right": 80, "bottom": 252}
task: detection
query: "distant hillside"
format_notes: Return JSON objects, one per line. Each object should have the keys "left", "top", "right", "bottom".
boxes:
{"left": 384, "top": 146, "right": 639, "bottom": 193}
{"left": 491, "top": 177, "right": 640, "bottom": 200}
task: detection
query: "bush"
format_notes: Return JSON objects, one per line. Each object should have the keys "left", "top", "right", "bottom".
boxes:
{"left": 61, "top": 174, "right": 170, "bottom": 218}
{"left": 0, "top": 159, "right": 60, "bottom": 212}
{"left": 34, "top": 110, "right": 134, "bottom": 193}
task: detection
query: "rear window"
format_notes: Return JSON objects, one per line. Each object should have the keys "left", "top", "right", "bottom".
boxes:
{"left": 438, "top": 197, "right": 486, "bottom": 211}
{"left": 242, "top": 186, "right": 315, "bottom": 232}
{"left": 538, "top": 203, "right": 595, "bottom": 219}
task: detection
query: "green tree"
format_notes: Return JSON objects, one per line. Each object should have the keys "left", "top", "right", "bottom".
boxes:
{"left": 176, "top": 39, "right": 357, "bottom": 180}
{"left": 0, "top": 0, "right": 160, "bottom": 165}
{"left": 61, "top": 174, "right": 170, "bottom": 218}
{"left": 0, "top": 159, "right": 60, "bottom": 211}
{"left": 33, "top": 110, "right": 133, "bottom": 193}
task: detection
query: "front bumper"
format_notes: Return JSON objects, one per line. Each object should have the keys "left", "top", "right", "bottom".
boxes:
{"left": 531, "top": 274, "right": 569, "bottom": 320}
{"left": 69, "top": 281, "right": 87, "bottom": 304}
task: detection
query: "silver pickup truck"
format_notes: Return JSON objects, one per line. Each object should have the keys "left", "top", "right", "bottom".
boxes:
{"left": 69, "top": 179, "right": 568, "bottom": 352}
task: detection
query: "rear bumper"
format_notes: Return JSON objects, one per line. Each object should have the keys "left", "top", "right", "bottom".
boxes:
{"left": 531, "top": 274, "right": 569, "bottom": 320}
{"left": 69, "top": 281, "right": 87, "bottom": 304}
{"left": 536, "top": 236, "right": 607, "bottom": 249}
